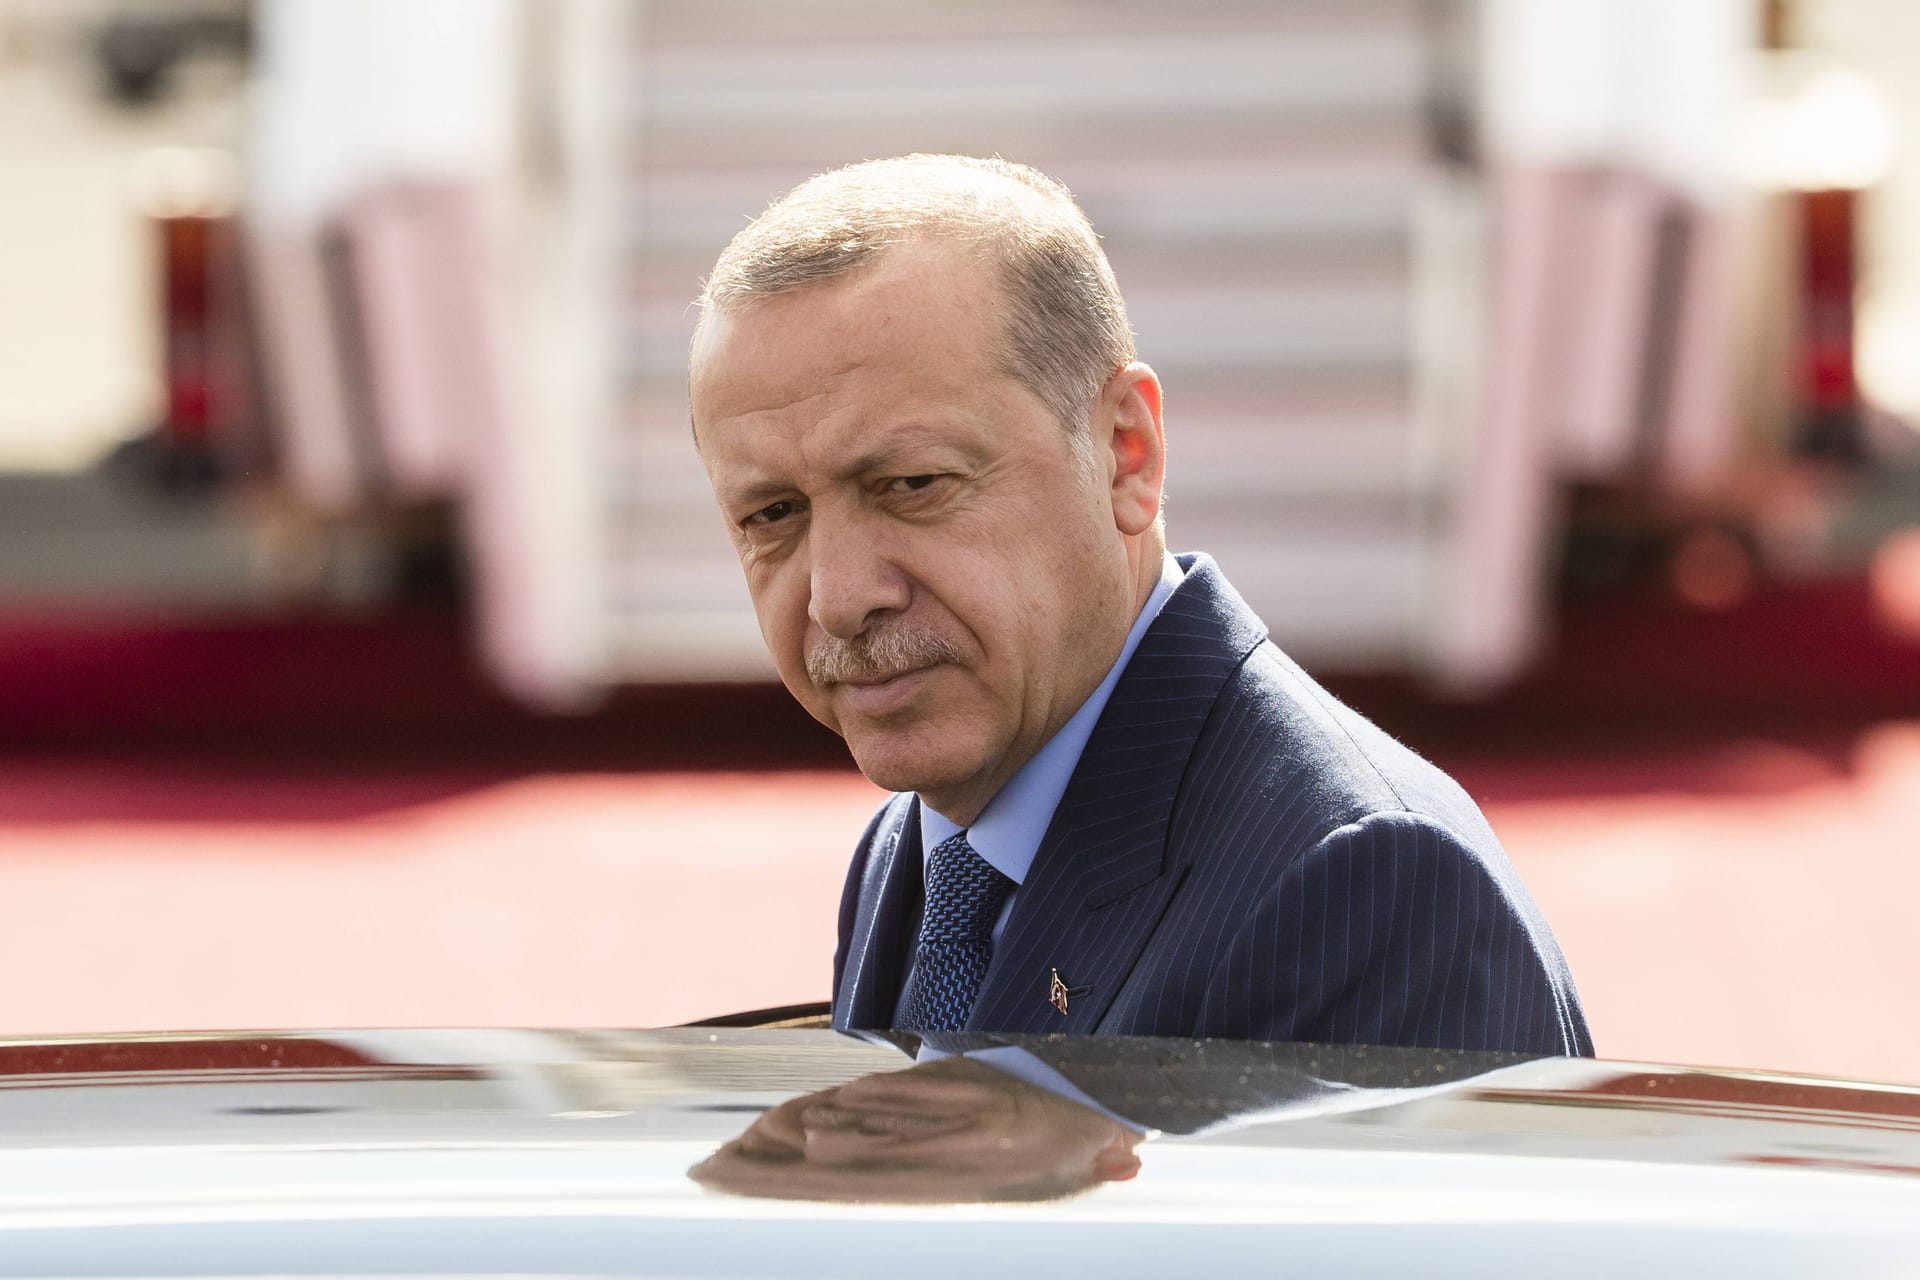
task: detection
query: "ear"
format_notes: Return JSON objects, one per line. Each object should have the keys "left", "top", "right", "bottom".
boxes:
{"left": 1100, "top": 362, "right": 1165, "bottom": 537}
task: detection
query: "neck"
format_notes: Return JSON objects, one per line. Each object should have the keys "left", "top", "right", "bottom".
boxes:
{"left": 1126, "top": 528, "right": 1168, "bottom": 613}
{"left": 922, "top": 537, "right": 1167, "bottom": 827}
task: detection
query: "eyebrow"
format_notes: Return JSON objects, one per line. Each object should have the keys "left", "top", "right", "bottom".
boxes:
{"left": 716, "top": 424, "right": 973, "bottom": 511}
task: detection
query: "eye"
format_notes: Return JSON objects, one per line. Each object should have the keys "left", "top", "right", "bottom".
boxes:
{"left": 886, "top": 475, "right": 941, "bottom": 494}
{"left": 744, "top": 499, "right": 802, "bottom": 527}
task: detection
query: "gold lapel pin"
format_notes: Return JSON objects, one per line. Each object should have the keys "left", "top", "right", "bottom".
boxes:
{"left": 1049, "top": 967, "right": 1071, "bottom": 1016}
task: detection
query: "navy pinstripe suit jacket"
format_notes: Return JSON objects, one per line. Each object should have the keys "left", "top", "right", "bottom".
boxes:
{"left": 831, "top": 554, "right": 1594, "bottom": 1056}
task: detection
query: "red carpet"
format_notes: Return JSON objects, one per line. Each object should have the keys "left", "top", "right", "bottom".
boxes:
{"left": 2, "top": 724, "right": 1917, "bottom": 1086}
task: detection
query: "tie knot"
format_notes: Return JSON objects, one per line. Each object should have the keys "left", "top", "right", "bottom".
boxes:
{"left": 921, "top": 832, "right": 1014, "bottom": 943}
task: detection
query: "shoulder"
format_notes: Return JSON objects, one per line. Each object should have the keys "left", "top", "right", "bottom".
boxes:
{"left": 1172, "top": 652, "right": 1588, "bottom": 1052}
{"left": 1166, "top": 636, "right": 1541, "bottom": 942}
{"left": 1183, "top": 638, "right": 1500, "bottom": 854}
{"left": 1205, "top": 809, "right": 1590, "bottom": 1053}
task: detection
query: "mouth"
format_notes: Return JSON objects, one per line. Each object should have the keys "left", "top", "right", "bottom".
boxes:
{"left": 832, "top": 665, "right": 938, "bottom": 716}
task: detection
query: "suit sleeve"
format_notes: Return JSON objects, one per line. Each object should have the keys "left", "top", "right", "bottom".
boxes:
{"left": 1192, "top": 811, "right": 1586, "bottom": 1055}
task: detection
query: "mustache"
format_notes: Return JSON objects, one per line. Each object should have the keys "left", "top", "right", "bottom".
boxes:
{"left": 806, "top": 626, "right": 963, "bottom": 685}
{"left": 798, "top": 1099, "right": 973, "bottom": 1140}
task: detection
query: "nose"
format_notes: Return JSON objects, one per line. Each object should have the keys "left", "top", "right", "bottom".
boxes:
{"left": 807, "top": 510, "right": 910, "bottom": 639}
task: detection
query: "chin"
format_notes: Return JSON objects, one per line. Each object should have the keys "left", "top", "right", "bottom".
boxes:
{"left": 844, "top": 729, "right": 989, "bottom": 804}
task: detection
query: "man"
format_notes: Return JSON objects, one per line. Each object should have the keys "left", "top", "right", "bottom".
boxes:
{"left": 691, "top": 154, "right": 1592, "bottom": 1055}
{"left": 691, "top": 1033, "right": 1542, "bottom": 1205}
{"left": 691, "top": 1046, "right": 1144, "bottom": 1205}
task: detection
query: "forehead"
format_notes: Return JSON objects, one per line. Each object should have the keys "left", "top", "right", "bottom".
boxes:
{"left": 691, "top": 238, "right": 1010, "bottom": 431}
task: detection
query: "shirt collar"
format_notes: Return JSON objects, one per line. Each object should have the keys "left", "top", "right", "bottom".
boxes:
{"left": 919, "top": 551, "right": 1185, "bottom": 884}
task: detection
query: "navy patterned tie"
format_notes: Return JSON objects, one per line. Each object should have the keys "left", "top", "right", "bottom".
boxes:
{"left": 895, "top": 832, "right": 1015, "bottom": 1033}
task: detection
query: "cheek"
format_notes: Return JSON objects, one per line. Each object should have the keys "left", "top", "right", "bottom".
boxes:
{"left": 747, "top": 565, "right": 814, "bottom": 671}
{"left": 906, "top": 530, "right": 1030, "bottom": 639}
{"left": 984, "top": 542, "right": 1072, "bottom": 643}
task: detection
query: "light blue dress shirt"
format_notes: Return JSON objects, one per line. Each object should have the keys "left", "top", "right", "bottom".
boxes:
{"left": 913, "top": 1043, "right": 1151, "bottom": 1135}
{"left": 905, "top": 552, "right": 1185, "bottom": 987}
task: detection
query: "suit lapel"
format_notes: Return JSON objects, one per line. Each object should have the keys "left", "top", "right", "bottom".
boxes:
{"left": 832, "top": 794, "right": 923, "bottom": 1030}
{"left": 967, "top": 555, "right": 1267, "bottom": 1034}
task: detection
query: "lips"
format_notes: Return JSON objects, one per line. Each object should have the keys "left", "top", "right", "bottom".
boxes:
{"left": 838, "top": 665, "right": 926, "bottom": 687}
{"left": 834, "top": 665, "right": 937, "bottom": 716}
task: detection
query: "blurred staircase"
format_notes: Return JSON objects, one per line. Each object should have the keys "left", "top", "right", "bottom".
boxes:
{"left": 606, "top": 0, "right": 1481, "bottom": 680}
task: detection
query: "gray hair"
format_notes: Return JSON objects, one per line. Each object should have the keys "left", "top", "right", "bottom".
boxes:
{"left": 696, "top": 154, "right": 1136, "bottom": 435}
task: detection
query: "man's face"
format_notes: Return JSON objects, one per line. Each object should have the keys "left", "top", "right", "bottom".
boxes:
{"left": 692, "top": 239, "right": 1142, "bottom": 821}
{"left": 689, "top": 1055, "right": 1140, "bottom": 1203}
